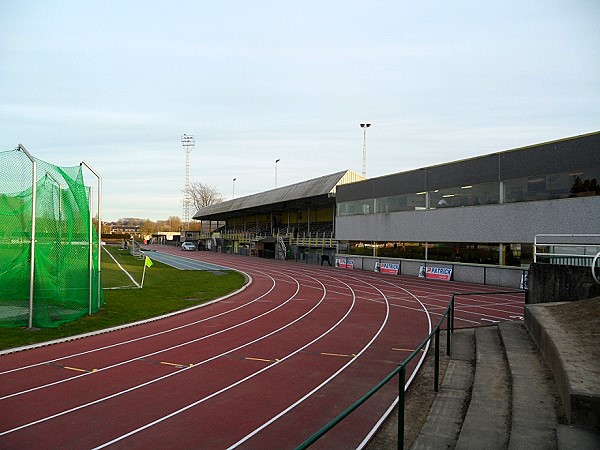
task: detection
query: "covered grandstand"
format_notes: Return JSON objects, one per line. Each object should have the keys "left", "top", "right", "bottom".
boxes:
{"left": 193, "top": 170, "right": 364, "bottom": 262}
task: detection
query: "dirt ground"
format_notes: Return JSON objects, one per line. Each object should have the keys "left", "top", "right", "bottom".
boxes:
{"left": 544, "top": 296, "right": 600, "bottom": 357}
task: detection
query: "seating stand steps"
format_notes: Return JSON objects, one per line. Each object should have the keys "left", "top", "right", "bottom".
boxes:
{"left": 455, "top": 326, "right": 510, "bottom": 449}
{"left": 409, "top": 322, "right": 600, "bottom": 450}
{"left": 499, "top": 321, "right": 560, "bottom": 449}
{"left": 411, "top": 329, "right": 475, "bottom": 449}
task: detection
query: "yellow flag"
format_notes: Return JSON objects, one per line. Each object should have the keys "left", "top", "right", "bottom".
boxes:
{"left": 144, "top": 256, "right": 153, "bottom": 268}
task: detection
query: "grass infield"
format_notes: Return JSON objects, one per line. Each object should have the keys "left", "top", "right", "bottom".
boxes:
{"left": 0, "top": 246, "right": 246, "bottom": 351}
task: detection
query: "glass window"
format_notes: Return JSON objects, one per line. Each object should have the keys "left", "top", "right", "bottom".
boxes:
{"left": 375, "top": 192, "right": 427, "bottom": 213}
{"left": 505, "top": 243, "right": 533, "bottom": 266}
{"left": 504, "top": 168, "right": 600, "bottom": 203}
{"left": 376, "top": 241, "right": 425, "bottom": 259}
{"left": 430, "top": 182, "right": 499, "bottom": 208}
{"left": 348, "top": 241, "right": 372, "bottom": 255}
{"left": 428, "top": 243, "right": 499, "bottom": 264}
{"left": 338, "top": 198, "right": 374, "bottom": 216}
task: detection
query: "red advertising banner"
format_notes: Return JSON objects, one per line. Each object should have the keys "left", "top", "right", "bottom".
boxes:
{"left": 336, "top": 258, "right": 354, "bottom": 269}
{"left": 418, "top": 266, "right": 452, "bottom": 281}
{"left": 374, "top": 262, "right": 399, "bottom": 275}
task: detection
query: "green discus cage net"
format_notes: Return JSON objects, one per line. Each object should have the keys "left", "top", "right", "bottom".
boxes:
{"left": 0, "top": 145, "right": 103, "bottom": 328}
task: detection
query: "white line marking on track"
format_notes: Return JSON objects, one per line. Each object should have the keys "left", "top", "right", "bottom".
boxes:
{"left": 91, "top": 276, "right": 348, "bottom": 449}
{"left": 0, "top": 271, "right": 329, "bottom": 438}
{"left": 228, "top": 272, "right": 434, "bottom": 450}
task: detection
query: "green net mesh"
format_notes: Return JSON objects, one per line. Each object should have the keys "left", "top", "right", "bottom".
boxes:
{"left": 0, "top": 148, "right": 103, "bottom": 328}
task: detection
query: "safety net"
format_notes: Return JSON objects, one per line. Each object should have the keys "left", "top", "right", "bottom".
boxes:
{"left": 0, "top": 147, "right": 103, "bottom": 328}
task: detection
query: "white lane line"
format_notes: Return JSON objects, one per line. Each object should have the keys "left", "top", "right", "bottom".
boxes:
{"left": 102, "top": 247, "right": 140, "bottom": 288}
{"left": 356, "top": 274, "right": 433, "bottom": 449}
{"left": 92, "top": 276, "right": 351, "bottom": 450}
{"left": 227, "top": 280, "right": 388, "bottom": 448}
{"left": 229, "top": 270, "right": 434, "bottom": 449}
{"left": 0, "top": 272, "right": 278, "bottom": 398}
{"left": 1, "top": 272, "right": 330, "bottom": 437}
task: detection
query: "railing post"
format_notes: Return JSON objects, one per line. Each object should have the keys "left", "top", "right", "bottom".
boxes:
{"left": 450, "top": 294, "right": 455, "bottom": 333}
{"left": 447, "top": 293, "right": 454, "bottom": 356}
{"left": 398, "top": 365, "right": 406, "bottom": 450}
{"left": 434, "top": 328, "right": 440, "bottom": 392}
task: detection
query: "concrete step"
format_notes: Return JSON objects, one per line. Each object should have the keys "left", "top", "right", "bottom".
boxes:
{"left": 499, "top": 321, "right": 559, "bottom": 449}
{"left": 408, "top": 321, "right": 600, "bottom": 450}
{"left": 455, "top": 326, "right": 511, "bottom": 450}
{"left": 499, "top": 321, "right": 600, "bottom": 450}
{"left": 411, "top": 329, "right": 475, "bottom": 449}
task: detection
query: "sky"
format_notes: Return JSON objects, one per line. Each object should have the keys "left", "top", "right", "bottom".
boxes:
{"left": 1, "top": 1, "right": 599, "bottom": 222}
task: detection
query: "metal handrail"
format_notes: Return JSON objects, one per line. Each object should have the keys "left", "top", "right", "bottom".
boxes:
{"left": 592, "top": 251, "right": 600, "bottom": 285}
{"left": 534, "top": 234, "right": 600, "bottom": 263}
{"left": 296, "top": 290, "right": 523, "bottom": 449}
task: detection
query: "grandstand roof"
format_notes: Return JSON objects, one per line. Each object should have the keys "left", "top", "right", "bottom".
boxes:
{"left": 193, "top": 170, "right": 364, "bottom": 220}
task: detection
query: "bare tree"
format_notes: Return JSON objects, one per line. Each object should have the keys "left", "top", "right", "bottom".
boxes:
{"left": 141, "top": 218, "right": 156, "bottom": 234}
{"left": 187, "top": 182, "right": 223, "bottom": 211}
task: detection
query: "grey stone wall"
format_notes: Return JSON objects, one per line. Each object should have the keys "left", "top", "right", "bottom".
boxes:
{"left": 527, "top": 263, "right": 600, "bottom": 304}
{"left": 336, "top": 196, "right": 600, "bottom": 244}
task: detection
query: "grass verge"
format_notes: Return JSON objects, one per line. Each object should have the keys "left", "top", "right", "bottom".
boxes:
{"left": 0, "top": 246, "right": 246, "bottom": 351}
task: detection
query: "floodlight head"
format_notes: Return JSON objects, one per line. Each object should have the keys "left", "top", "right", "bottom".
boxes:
{"left": 360, "top": 123, "right": 372, "bottom": 128}
{"left": 181, "top": 134, "right": 195, "bottom": 146}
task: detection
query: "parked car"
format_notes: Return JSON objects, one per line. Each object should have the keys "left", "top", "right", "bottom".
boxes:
{"left": 181, "top": 241, "right": 197, "bottom": 251}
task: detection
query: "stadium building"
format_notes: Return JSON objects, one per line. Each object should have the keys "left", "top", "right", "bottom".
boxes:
{"left": 193, "top": 131, "right": 600, "bottom": 286}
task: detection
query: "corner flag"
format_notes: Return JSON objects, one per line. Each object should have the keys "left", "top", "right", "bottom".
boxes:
{"left": 141, "top": 256, "right": 153, "bottom": 288}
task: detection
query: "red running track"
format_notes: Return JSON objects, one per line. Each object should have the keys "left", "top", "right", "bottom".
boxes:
{"left": 0, "top": 247, "right": 524, "bottom": 449}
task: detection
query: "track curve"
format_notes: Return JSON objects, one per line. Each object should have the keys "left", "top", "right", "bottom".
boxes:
{"left": 0, "top": 247, "right": 523, "bottom": 449}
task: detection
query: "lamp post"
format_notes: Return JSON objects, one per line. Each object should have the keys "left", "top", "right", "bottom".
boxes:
{"left": 232, "top": 177, "right": 236, "bottom": 199}
{"left": 275, "top": 159, "right": 280, "bottom": 188}
{"left": 360, "top": 123, "right": 371, "bottom": 178}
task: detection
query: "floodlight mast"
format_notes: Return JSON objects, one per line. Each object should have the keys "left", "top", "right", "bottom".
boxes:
{"left": 181, "top": 134, "right": 195, "bottom": 230}
{"left": 360, "top": 123, "right": 371, "bottom": 178}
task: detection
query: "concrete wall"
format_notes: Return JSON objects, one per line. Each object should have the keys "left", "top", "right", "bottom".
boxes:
{"left": 336, "top": 196, "right": 600, "bottom": 244}
{"left": 527, "top": 263, "right": 600, "bottom": 304}
{"left": 335, "top": 254, "right": 528, "bottom": 289}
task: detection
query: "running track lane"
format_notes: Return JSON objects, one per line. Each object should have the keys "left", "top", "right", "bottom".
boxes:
{"left": 0, "top": 247, "right": 524, "bottom": 449}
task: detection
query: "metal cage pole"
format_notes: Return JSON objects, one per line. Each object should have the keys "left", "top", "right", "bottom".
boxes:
{"left": 18, "top": 144, "right": 37, "bottom": 328}
{"left": 45, "top": 172, "right": 63, "bottom": 302}
{"left": 81, "top": 161, "right": 102, "bottom": 310}
{"left": 87, "top": 186, "right": 94, "bottom": 314}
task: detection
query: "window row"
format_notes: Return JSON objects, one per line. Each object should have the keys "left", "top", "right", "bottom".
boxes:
{"left": 337, "top": 168, "right": 600, "bottom": 216}
{"left": 338, "top": 241, "right": 533, "bottom": 267}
